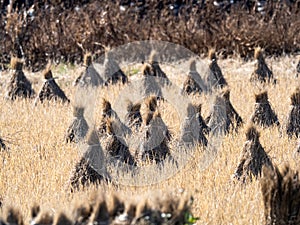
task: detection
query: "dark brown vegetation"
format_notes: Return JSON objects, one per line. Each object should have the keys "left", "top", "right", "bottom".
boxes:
{"left": 205, "top": 94, "right": 227, "bottom": 135}
{"left": 54, "top": 213, "right": 73, "bottom": 225}
{"left": 5, "top": 57, "right": 34, "bottom": 100}
{"left": 250, "top": 91, "right": 280, "bottom": 128}
{"left": 296, "top": 140, "right": 300, "bottom": 154}
{"left": 135, "top": 96, "right": 171, "bottom": 163}
{"left": 206, "top": 49, "right": 227, "bottom": 90}
{"left": 144, "top": 95, "right": 157, "bottom": 112}
{"left": 135, "top": 96, "right": 158, "bottom": 135}
{"left": 182, "top": 59, "right": 205, "bottom": 95}
{"left": 73, "top": 52, "right": 92, "bottom": 86}
{"left": 136, "top": 108, "right": 172, "bottom": 165}
{"left": 74, "top": 52, "right": 107, "bottom": 87}
{"left": 180, "top": 103, "right": 208, "bottom": 147}
{"left": 195, "top": 103, "right": 210, "bottom": 136}
{"left": 35, "top": 65, "right": 70, "bottom": 104}
{"left": 65, "top": 106, "right": 89, "bottom": 143}
{"left": 141, "top": 53, "right": 170, "bottom": 98}
{"left": 30, "top": 204, "right": 40, "bottom": 220}
{"left": 30, "top": 205, "right": 55, "bottom": 225}
{"left": 30, "top": 210, "right": 73, "bottom": 225}
{"left": 124, "top": 101, "right": 142, "bottom": 131}
{"left": 261, "top": 165, "right": 300, "bottom": 225}
{"left": 103, "top": 52, "right": 128, "bottom": 85}
{"left": 95, "top": 99, "right": 135, "bottom": 165}
{"left": 1, "top": 1, "right": 299, "bottom": 71}
{"left": 222, "top": 89, "right": 243, "bottom": 130}
{"left": 96, "top": 95, "right": 173, "bottom": 166}
{"left": 103, "top": 118, "right": 136, "bottom": 166}
{"left": 143, "top": 51, "right": 169, "bottom": 80}
{"left": 0, "top": 136, "right": 7, "bottom": 151}
{"left": 1, "top": 208, "right": 24, "bottom": 225}
{"left": 250, "top": 47, "right": 276, "bottom": 84}
{"left": 206, "top": 89, "right": 243, "bottom": 135}
{"left": 98, "top": 98, "right": 116, "bottom": 138}
{"left": 140, "top": 95, "right": 158, "bottom": 125}
{"left": 101, "top": 98, "right": 114, "bottom": 118}
{"left": 233, "top": 125, "right": 273, "bottom": 183}
{"left": 69, "top": 130, "right": 110, "bottom": 192}
{"left": 69, "top": 153, "right": 107, "bottom": 193}
{"left": 286, "top": 87, "right": 300, "bottom": 138}
{"left": 297, "top": 60, "right": 300, "bottom": 77}
{"left": 1, "top": 192, "right": 193, "bottom": 225}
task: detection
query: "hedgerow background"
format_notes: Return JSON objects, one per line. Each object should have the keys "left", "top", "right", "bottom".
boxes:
{"left": 0, "top": 0, "right": 299, "bottom": 71}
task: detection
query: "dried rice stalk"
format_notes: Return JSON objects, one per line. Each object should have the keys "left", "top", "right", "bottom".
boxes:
{"left": 3, "top": 192, "right": 194, "bottom": 225}
{"left": 286, "top": 87, "right": 300, "bottom": 137}
{"left": 65, "top": 106, "right": 89, "bottom": 143}
{"left": 206, "top": 49, "right": 227, "bottom": 90}
{"left": 296, "top": 60, "right": 300, "bottom": 77}
{"left": 0, "top": 136, "right": 7, "bottom": 151}
{"left": 69, "top": 129, "right": 110, "bottom": 192}
{"left": 35, "top": 64, "right": 69, "bottom": 104}
{"left": 125, "top": 100, "right": 142, "bottom": 131}
{"left": 103, "top": 52, "right": 128, "bottom": 85}
{"left": 250, "top": 91, "right": 280, "bottom": 128}
{"left": 5, "top": 57, "right": 35, "bottom": 100}
{"left": 136, "top": 110, "right": 172, "bottom": 164}
{"left": 180, "top": 103, "right": 208, "bottom": 147}
{"left": 74, "top": 52, "right": 106, "bottom": 87}
{"left": 261, "top": 165, "right": 300, "bottom": 225}
{"left": 182, "top": 59, "right": 205, "bottom": 95}
{"left": 103, "top": 118, "right": 136, "bottom": 166}
{"left": 233, "top": 125, "right": 273, "bottom": 183}
{"left": 143, "top": 51, "right": 169, "bottom": 80}
{"left": 206, "top": 89, "right": 243, "bottom": 135}
{"left": 250, "top": 47, "right": 276, "bottom": 84}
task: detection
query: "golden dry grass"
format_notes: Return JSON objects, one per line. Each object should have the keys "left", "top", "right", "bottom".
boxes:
{"left": 0, "top": 55, "right": 299, "bottom": 224}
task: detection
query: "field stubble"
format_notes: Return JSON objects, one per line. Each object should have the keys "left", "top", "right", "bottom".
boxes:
{"left": 0, "top": 55, "right": 299, "bottom": 224}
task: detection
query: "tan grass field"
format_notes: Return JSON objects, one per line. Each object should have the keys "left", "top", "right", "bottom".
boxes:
{"left": 0, "top": 55, "right": 299, "bottom": 224}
